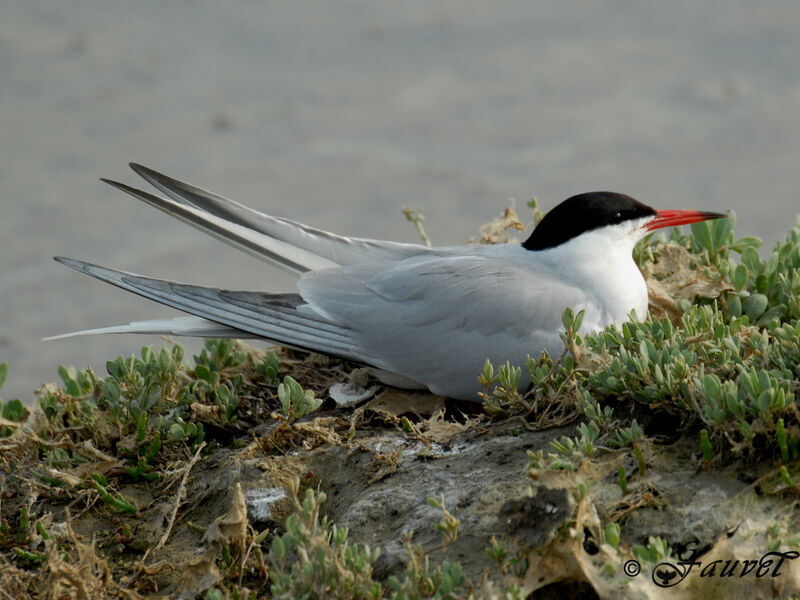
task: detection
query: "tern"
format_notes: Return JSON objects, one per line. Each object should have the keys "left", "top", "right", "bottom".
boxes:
{"left": 51, "top": 164, "right": 725, "bottom": 400}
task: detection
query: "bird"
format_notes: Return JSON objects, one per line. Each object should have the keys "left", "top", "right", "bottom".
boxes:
{"left": 50, "top": 164, "right": 726, "bottom": 400}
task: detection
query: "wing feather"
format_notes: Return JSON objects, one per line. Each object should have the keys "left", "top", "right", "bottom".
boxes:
{"left": 101, "top": 179, "right": 338, "bottom": 274}
{"left": 44, "top": 316, "right": 246, "bottom": 340}
{"left": 53, "top": 257, "right": 367, "bottom": 362}
{"left": 124, "top": 163, "right": 433, "bottom": 268}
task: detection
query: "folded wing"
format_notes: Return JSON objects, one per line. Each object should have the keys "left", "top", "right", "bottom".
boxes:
{"left": 298, "top": 246, "right": 591, "bottom": 398}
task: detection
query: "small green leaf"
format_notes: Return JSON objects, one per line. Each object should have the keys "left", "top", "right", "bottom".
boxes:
{"left": 730, "top": 236, "right": 762, "bottom": 253}
{"left": 562, "top": 307, "right": 575, "bottom": 330}
{"left": 728, "top": 294, "right": 742, "bottom": 318}
{"left": 691, "top": 220, "right": 714, "bottom": 254}
{"left": 1, "top": 398, "right": 24, "bottom": 422}
{"left": 57, "top": 365, "right": 74, "bottom": 385}
{"left": 756, "top": 305, "right": 784, "bottom": 327}
{"left": 66, "top": 379, "right": 81, "bottom": 397}
{"left": 168, "top": 423, "right": 186, "bottom": 442}
{"left": 741, "top": 247, "right": 761, "bottom": 274}
{"left": 103, "top": 379, "right": 121, "bottom": 404}
{"left": 479, "top": 358, "right": 494, "bottom": 386}
{"left": 700, "top": 429, "right": 713, "bottom": 463}
{"left": 194, "top": 364, "right": 211, "bottom": 383}
{"left": 732, "top": 264, "right": 749, "bottom": 291}
{"left": 573, "top": 309, "right": 585, "bottom": 332}
{"left": 136, "top": 411, "right": 147, "bottom": 443}
{"left": 91, "top": 471, "right": 108, "bottom": 486}
{"left": 216, "top": 384, "right": 230, "bottom": 403}
{"left": 703, "top": 374, "right": 721, "bottom": 399}
{"left": 742, "top": 294, "right": 768, "bottom": 321}
{"left": 711, "top": 216, "right": 733, "bottom": 249}
{"left": 604, "top": 522, "right": 621, "bottom": 548}
{"left": 777, "top": 419, "right": 789, "bottom": 464}
{"left": 172, "top": 344, "right": 185, "bottom": 364}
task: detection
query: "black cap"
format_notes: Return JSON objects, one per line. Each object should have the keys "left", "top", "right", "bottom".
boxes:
{"left": 522, "top": 192, "right": 656, "bottom": 251}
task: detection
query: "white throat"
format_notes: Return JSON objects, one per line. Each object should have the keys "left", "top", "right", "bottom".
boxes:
{"left": 534, "top": 218, "right": 651, "bottom": 328}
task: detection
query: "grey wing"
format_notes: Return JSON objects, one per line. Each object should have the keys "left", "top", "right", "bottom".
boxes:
{"left": 298, "top": 252, "right": 592, "bottom": 399}
{"left": 104, "top": 164, "right": 433, "bottom": 275}
{"left": 53, "top": 257, "right": 369, "bottom": 363}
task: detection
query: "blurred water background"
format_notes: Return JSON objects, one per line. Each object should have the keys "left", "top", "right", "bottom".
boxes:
{"left": 2, "top": 1, "right": 800, "bottom": 403}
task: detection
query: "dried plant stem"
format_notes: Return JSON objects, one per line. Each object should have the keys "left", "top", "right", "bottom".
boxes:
{"left": 402, "top": 207, "right": 432, "bottom": 247}
{"left": 149, "top": 442, "right": 206, "bottom": 558}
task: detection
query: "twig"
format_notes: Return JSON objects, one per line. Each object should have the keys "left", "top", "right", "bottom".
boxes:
{"left": 238, "top": 524, "right": 271, "bottom": 588}
{"left": 0, "top": 585, "right": 16, "bottom": 600}
{"left": 402, "top": 207, "right": 432, "bottom": 247}
{"left": 148, "top": 442, "right": 206, "bottom": 559}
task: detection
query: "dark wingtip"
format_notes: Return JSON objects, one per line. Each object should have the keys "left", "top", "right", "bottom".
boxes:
{"left": 100, "top": 178, "right": 140, "bottom": 194}
{"left": 131, "top": 162, "right": 173, "bottom": 182}
{"left": 129, "top": 162, "right": 151, "bottom": 176}
{"left": 53, "top": 256, "right": 89, "bottom": 273}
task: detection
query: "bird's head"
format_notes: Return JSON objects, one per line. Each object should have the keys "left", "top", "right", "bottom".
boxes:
{"left": 523, "top": 191, "right": 726, "bottom": 252}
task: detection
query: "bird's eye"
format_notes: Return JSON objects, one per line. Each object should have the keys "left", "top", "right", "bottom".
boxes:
{"left": 614, "top": 212, "right": 621, "bottom": 219}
